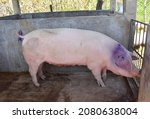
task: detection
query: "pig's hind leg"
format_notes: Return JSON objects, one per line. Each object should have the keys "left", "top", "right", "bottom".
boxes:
{"left": 38, "top": 63, "right": 46, "bottom": 80}
{"left": 29, "top": 63, "right": 40, "bottom": 87}
{"left": 102, "top": 68, "right": 107, "bottom": 81}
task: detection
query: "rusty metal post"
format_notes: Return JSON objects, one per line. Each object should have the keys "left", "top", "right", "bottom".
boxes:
{"left": 96, "top": 0, "right": 103, "bottom": 10}
{"left": 50, "top": 5, "right": 53, "bottom": 12}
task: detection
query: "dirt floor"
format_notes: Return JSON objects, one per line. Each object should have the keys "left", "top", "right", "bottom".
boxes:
{"left": 0, "top": 69, "right": 136, "bottom": 102}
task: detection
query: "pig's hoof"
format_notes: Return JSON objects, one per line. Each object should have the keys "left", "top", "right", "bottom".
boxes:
{"left": 34, "top": 82, "right": 40, "bottom": 87}
{"left": 97, "top": 81, "right": 106, "bottom": 87}
{"left": 40, "top": 75, "right": 46, "bottom": 80}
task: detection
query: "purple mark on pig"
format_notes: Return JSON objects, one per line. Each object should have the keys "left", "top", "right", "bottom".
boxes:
{"left": 112, "top": 44, "right": 131, "bottom": 71}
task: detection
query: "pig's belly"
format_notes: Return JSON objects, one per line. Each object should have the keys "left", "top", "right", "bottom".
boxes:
{"left": 45, "top": 54, "right": 87, "bottom": 66}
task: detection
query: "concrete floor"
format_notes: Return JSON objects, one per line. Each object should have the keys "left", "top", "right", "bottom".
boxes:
{"left": 0, "top": 69, "right": 135, "bottom": 102}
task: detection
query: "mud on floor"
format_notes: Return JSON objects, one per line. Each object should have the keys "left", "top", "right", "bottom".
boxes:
{"left": 0, "top": 72, "right": 135, "bottom": 102}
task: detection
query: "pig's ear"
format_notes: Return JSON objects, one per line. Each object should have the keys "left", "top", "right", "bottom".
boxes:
{"left": 130, "top": 52, "right": 139, "bottom": 60}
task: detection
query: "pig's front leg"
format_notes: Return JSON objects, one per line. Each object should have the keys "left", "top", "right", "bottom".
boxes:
{"left": 91, "top": 68, "right": 106, "bottom": 87}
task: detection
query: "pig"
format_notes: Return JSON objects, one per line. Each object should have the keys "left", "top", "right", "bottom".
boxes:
{"left": 17, "top": 28, "right": 140, "bottom": 87}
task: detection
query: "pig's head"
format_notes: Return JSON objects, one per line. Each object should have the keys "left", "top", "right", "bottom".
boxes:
{"left": 112, "top": 44, "right": 140, "bottom": 77}
{"left": 113, "top": 44, "right": 132, "bottom": 71}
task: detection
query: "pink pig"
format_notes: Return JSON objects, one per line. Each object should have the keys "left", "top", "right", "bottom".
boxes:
{"left": 18, "top": 28, "right": 140, "bottom": 87}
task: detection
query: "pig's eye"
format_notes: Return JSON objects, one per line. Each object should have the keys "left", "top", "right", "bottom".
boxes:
{"left": 121, "top": 56, "right": 124, "bottom": 59}
{"left": 118, "top": 55, "right": 124, "bottom": 60}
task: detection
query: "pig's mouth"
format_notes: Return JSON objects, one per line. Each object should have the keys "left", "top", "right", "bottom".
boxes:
{"left": 131, "top": 70, "right": 141, "bottom": 78}
{"left": 115, "top": 62, "right": 131, "bottom": 72}
{"left": 115, "top": 62, "right": 141, "bottom": 78}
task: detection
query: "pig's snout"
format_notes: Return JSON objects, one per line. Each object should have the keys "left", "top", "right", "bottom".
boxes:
{"left": 131, "top": 68, "right": 141, "bottom": 78}
{"left": 136, "top": 69, "right": 141, "bottom": 78}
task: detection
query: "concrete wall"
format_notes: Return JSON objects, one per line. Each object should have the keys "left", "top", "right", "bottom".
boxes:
{"left": 124, "top": 0, "right": 137, "bottom": 21}
{"left": 0, "top": 11, "right": 129, "bottom": 72}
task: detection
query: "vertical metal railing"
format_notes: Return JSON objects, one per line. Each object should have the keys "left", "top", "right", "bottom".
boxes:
{"left": 127, "top": 20, "right": 149, "bottom": 100}
{"left": 128, "top": 19, "right": 149, "bottom": 69}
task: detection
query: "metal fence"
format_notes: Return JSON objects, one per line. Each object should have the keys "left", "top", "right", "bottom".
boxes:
{"left": 128, "top": 19, "right": 149, "bottom": 69}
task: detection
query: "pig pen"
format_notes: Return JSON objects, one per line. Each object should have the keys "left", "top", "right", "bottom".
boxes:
{"left": 0, "top": 65, "right": 136, "bottom": 102}
{"left": 0, "top": 11, "right": 138, "bottom": 101}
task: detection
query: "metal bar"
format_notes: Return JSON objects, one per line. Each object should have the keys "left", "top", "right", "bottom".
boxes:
{"left": 137, "top": 23, "right": 141, "bottom": 50}
{"left": 128, "top": 19, "right": 135, "bottom": 51}
{"left": 138, "top": 23, "right": 142, "bottom": 56}
{"left": 141, "top": 24, "right": 146, "bottom": 58}
{"left": 130, "top": 19, "right": 149, "bottom": 70}
{"left": 50, "top": 5, "right": 53, "bottom": 12}
{"left": 134, "top": 50, "right": 143, "bottom": 58}
{"left": 134, "top": 22, "right": 138, "bottom": 48}
{"left": 131, "top": 19, "right": 149, "bottom": 26}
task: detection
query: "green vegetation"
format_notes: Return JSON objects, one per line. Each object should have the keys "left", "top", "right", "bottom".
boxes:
{"left": 0, "top": 0, "right": 13, "bottom": 16}
{"left": 0, "top": 0, "right": 110, "bottom": 16}
{"left": 136, "top": 0, "right": 150, "bottom": 23}
{"left": 0, "top": 0, "right": 149, "bottom": 23}
{"left": 19, "top": 0, "right": 110, "bottom": 12}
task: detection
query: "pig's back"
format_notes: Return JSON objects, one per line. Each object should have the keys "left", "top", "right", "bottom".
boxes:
{"left": 23, "top": 28, "right": 116, "bottom": 49}
{"left": 22, "top": 28, "right": 117, "bottom": 65}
